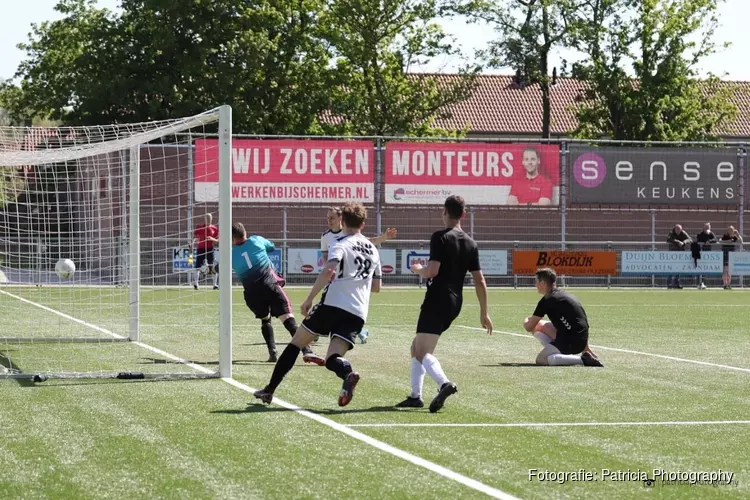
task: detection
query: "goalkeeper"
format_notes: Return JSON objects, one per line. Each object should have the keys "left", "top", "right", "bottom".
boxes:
{"left": 230, "top": 222, "right": 324, "bottom": 365}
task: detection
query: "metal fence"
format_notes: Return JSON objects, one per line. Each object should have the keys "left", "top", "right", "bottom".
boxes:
{"left": 2, "top": 137, "right": 749, "bottom": 288}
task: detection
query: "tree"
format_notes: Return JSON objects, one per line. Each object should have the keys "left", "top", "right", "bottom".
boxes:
{"left": 322, "top": 0, "right": 479, "bottom": 136}
{"left": 9, "top": 0, "right": 336, "bottom": 134}
{"left": 450, "top": 0, "right": 580, "bottom": 138}
{"left": 570, "top": 0, "right": 736, "bottom": 141}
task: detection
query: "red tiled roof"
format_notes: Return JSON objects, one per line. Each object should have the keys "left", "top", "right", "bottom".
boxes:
{"left": 392, "top": 74, "right": 750, "bottom": 138}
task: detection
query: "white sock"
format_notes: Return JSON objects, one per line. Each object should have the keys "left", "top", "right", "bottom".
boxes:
{"left": 212, "top": 273, "right": 218, "bottom": 287}
{"left": 409, "top": 358, "right": 426, "bottom": 399}
{"left": 547, "top": 354, "right": 584, "bottom": 366}
{"left": 193, "top": 270, "right": 200, "bottom": 285}
{"left": 422, "top": 353, "right": 449, "bottom": 388}
{"left": 534, "top": 332, "right": 553, "bottom": 346}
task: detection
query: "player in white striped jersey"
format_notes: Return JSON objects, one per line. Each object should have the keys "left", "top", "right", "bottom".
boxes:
{"left": 321, "top": 206, "right": 397, "bottom": 261}
{"left": 254, "top": 203, "right": 381, "bottom": 407}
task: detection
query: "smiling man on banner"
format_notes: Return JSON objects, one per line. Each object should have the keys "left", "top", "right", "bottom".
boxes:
{"left": 506, "top": 148, "right": 554, "bottom": 206}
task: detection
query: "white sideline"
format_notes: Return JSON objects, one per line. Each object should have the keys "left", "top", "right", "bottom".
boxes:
{"left": 457, "top": 325, "right": 750, "bottom": 374}
{"left": 0, "top": 289, "right": 517, "bottom": 500}
{"left": 223, "top": 380, "right": 516, "bottom": 500}
{"left": 346, "top": 420, "right": 750, "bottom": 429}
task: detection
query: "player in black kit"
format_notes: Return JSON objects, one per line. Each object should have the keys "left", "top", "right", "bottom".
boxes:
{"left": 523, "top": 268, "right": 603, "bottom": 367}
{"left": 396, "top": 195, "right": 493, "bottom": 413}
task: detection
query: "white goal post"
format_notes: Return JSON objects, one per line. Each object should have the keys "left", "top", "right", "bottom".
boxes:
{"left": 0, "top": 105, "right": 232, "bottom": 381}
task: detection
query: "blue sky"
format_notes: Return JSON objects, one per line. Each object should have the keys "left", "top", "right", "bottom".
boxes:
{"left": 2, "top": 0, "right": 748, "bottom": 81}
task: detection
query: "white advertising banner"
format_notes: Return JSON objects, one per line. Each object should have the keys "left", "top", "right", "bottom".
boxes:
{"left": 621, "top": 251, "right": 723, "bottom": 275}
{"left": 288, "top": 248, "right": 396, "bottom": 275}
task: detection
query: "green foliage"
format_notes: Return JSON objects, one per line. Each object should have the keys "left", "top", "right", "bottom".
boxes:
{"left": 570, "top": 0, "right": 737, "bottom": 141}
{"left": 322, "top": 0, "right": 479, "bottom": 136}
{"left": 449, "top": 0, "right": 580, "bottom": 138}
{"left": 4, "top": 0, "right": 475, "bottom": 136}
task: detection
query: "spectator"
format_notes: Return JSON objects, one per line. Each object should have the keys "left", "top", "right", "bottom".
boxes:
{"left": 720, "top": 225, "right": 743, "bottom": 290}
{"left": 695, "top": 222, "right": 717, "bottom": 290}
{"left": 666, "top": 224, "right": 692, "bottom": 289}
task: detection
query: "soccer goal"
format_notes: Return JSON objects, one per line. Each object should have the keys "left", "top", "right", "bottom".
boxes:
{"left": 0, "top": 106, "right": 233, "bottom": 381}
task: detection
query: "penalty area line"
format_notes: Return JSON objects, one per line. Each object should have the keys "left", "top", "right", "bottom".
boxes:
{"left": 0, "top": 289, "right": 518, "bottom": 500}
{"left": 345, "top": 420, "right": 750, "bottom": 429}
{"left": 457, "top": 325, "right": 750, "bottom": 374}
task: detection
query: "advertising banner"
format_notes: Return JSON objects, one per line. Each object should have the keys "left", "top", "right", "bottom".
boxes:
{"left": 173, "top": 247, "right": 283, "bottom": 274}
{"left": 402, "top": 249, "right": 430, "bottom": 274}
{"left": 384, "top": 142, "right": 560, "bottom": 206}
{"left": 622, "top": 251, "right": 723, "bottom": 275}
{"left": 728, "top": 252, "right": 750, "bottom": 275}
{"left": 512, "top": 250, "right": 617, "bottom": 275}
{"left": 194, "top": 139, "right": 375, "bottom": 203}
{"left": 479, "top": 250, "right": 508, "bottom": 276}
{"left": 569, "top": 146, "right": 738, "bottom": 204}
{"left": 172, "top": 247, "right": 194, "bottom": 272}
{"left": 289, "top": 248, "right": 396, "bottom": 275}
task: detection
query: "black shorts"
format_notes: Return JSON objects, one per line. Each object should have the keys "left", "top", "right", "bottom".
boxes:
{"left": 195, "top": 249, "right": 214, "bottom": 269}
{"left": 551, "top": 331, "right": 588, "bottom": 355}
{"left": 301, "top": 304, "right": 364, "bottom": 350}
{"left": 243, "top": 283, "right": 292, "bottom": 319}
{"left": 723, "top": 250, "right": 731, "bottom": 266}
{"left": 416, "top": 292, "right": 462, "bottom": 335}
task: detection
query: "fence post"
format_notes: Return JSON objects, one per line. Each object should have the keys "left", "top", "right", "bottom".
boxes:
{"left": 651, "top": 209, "right": 656, "bottom": 288}
{"left": 282, "top": 206, "right": 288, "bottom": 280}
{"left": 560, "top": 140, "right": 568, "bottom": 250}
{"left": 375, "top": 137, "right": 383, "bottom": 236}
{"left": 739, "top": 145, "right": 745, "bottom": 289}
{"left": 469, "top": 208, "right": 475, "bottom": 238}
{"left": 607, "top": 241, "right": 612, "bottom": 289}
{"left": 513, "top": 241, "right": 518, "bottom": 289}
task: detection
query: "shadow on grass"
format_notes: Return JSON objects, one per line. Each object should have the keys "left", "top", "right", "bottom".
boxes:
{"left": 480, "top": 362, "right": 543, "bottom": 367}
{"left": 212, "top": 405, "right": 293, "bottom": 415}
{"left": 139, "top": 357, "right": 320, "bottom": 367}
{"left": 0, "top": 351, "right": 35, "bottom": 387}
{"left": 213, "top": 404, "right": 409, "bottom": 416}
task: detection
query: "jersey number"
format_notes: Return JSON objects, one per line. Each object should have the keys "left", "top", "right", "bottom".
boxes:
{"left": 241, "top": 252, "right": 253, "bottom": 270}
{"left": 353, "top": 256, "right": 372, "bottom": 279}
{"left": 335, "top": 254, "right": 372, "bottom": 279}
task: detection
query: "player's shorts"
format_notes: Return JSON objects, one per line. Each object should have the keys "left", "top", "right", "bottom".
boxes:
{"left": 195, "top": 248, "right": 214, "bottom": 269}
{"left": 416, "top": 291, "right": 462, "bottom": 335}
{"left": 551, "top": 331, "right": 588, "bottom": 355}
{"left": 301, "top": 304, "right": 364, "bottom": 350}
{"left": 243, "top": 283, "right": 293, "bottom": 319}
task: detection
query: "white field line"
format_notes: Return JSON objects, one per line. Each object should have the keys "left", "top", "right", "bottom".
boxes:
{"left": 372, "top": 303, "right": 750, "bottom": 308}
{"left": 457, "top": 325, "right": 750, "bottom": 374}
{"left": 0, "top": 289, "right": 517, "bottom": 500}
{"left": 0, "top": 289, "right": 210, "bottom": 374}
{"left": 346, "top": 420, "right": 750, "bottom": 429}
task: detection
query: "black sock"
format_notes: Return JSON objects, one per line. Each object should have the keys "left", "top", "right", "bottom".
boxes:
{"left": 283, "top": 317, "right": 298, "bottom": 336}
{"left": 325, "top": 353, "right": 353, "bottom": 380}
{"left": 267, "top": 344, "right": 301, "bottom": 392}
{"left": 285, "top": 317, "right": 313, "bottom": 355}
{"left": 261, "top": 319, "right": 276, "bottom": 353}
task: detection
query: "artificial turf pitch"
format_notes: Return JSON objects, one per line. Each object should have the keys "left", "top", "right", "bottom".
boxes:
{"left": 1, "top": 286, "right": 748, "bottom": 499}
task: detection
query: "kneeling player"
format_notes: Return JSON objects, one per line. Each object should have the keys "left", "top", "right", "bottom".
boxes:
{"left": 230, "top": 223, "right": 324, "bottom": 365}
{"left": 253, "top": 203, "right": 381, "bottom": 407}
{"left": 523, "top": 268, "right": 602, "bottom": 367}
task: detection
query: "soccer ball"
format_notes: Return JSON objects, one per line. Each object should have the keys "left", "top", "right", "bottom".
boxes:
{"left": 55, "top": 258, "right": 76, "bottom": 279}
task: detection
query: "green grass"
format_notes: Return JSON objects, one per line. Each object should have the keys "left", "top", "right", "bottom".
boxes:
{"left": 1, "top": 286, "right": 749, "bottom": 499}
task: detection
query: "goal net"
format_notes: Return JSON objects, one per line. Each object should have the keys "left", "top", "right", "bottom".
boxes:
{"left": 0, "top": 106, "right": 233, "bottom": 381}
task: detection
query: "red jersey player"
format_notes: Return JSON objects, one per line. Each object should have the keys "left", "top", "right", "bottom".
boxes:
{"left": 192, "top": 213, "right": 219, "bottom": 289}
{"left": 507, "top": 147, "right": 554, "bottom": 206}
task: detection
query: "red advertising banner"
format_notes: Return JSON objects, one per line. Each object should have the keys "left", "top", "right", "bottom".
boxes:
{"left": 384, "top": 142, "right": 560, "bottom": 206}
{"left": 194, "top": 139, "right": 375, "bottom": 203}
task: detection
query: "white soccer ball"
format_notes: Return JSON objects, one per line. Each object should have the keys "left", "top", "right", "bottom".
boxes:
{"left": 55, "top": 258, "right": 76, "bottom": 279}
